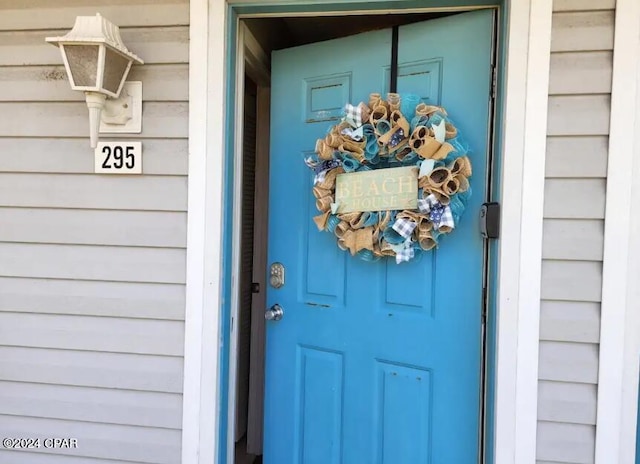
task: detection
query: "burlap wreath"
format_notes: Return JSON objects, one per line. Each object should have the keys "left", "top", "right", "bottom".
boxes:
{"left": 305, "top": 93, "right": 473, "bottom": 264}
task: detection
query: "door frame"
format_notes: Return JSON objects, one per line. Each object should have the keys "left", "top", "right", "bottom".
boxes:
{"left": 228, "top": 21, "right": 271, "bottom": 459}
{"left": 182, "top": 1, "right": 553, "bottom": 463}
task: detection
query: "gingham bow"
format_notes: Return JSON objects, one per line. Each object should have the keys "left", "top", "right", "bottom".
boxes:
{"left": 389, "top": 237, "right": 415, "bottom": 264}
{"left": 395, "top": 245, "right": 415, "bottom": 264}
{"left": 418, "top": 194, "right": 455, "bottom": 231}
{"left": 341, "top": 126, "right": 364, "bottom": 141}
{"left": 392, "top": 217, "right": 417, "bottom": 239}
{"left": 344, "top": 103, "right": 364, "bottom": 128}
{"left": 417, "top": 193, "right": 438, "bottom": 213}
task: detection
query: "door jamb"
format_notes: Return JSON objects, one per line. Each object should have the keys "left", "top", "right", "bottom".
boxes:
{"left": 225, "top": 22, "right": 272, "bottom": 462}
{"left": 182, "top": 1, "right": 553, "bottom": 463}
{"left": 225, "top": 20, "right": 244, "bottom": 464}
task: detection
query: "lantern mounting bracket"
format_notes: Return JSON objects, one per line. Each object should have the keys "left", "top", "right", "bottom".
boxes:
{"left": 100, "top": 81, "right": 142, "bottom": 134}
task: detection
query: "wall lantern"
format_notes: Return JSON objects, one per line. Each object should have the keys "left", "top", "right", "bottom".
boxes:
{"left": 46, "top": 14, "right": 143, "bottom": 148}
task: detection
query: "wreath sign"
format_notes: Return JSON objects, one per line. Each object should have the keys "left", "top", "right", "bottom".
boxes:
{"left": 305, "top": 92, "right": 472, "bottom": 264}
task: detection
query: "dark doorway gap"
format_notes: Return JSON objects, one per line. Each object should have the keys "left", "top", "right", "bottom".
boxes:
{"left": 244, "top": 11, "right": 459, "bottom": 56}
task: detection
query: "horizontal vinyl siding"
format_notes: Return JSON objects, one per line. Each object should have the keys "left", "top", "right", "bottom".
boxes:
{"left": 538, "top": 422, "right": 596, "bottom": 464}
{"left": 0, "top": 102, "right": 188, "bottom": 138}
{"left": 0, "top": 0, "right": 189, "bottom": 30}
{"left": 0, "top": 381, "right": 182, "bottom": 428}
{"left": 0, "top": 277, "right": 184, "bottom": 320}
{"left": 0, "top": 208, "right": 187, "bottom": 247}
{"left": 541, "top": 261, "right": 602, "bottom": 303}
{"left": 0, "top": 64, "right": 189, "bottom": 102}
{"left": 546, "top": 95, "right": 610, "bottom": 136}
{"left": 0, "top": 243, "right": 185, "bottom": 284}
{"left": 0, "top": 27, "right": 189, "bottom": 66}
{"left": 0, "top": 139, "right": 188, "bottom": 175}
{"left": 545, "top": 136, "right": 608, "bottom": 178}
{"left": 1, "top": 415, "right": 181, "bottom": 464}
{"left": 548, "top": 52, "right": 612, "bottom": 96}
{"left": 552, "top": 0, "right": 615, "bottom": 11}
{"left": 538, "top": 380, "right": 597, "bottom": 424}
{"left": 538, "top": 342, "right": 599, "bottom": 385}
{"left": 0, "top": 312, "right": 184, "bottom": 356}
{"left": 537, "top": 3, "right": 614, "bottom": 464}
{"left": 542, "top": 220, "right": 604, "bottom": 261}
{"left": 0, "top": 173, "right": 187, "bottom": 210}
{"left": 0, "top": 452, "right": 141, "bottom": 464}
{"left": 539, "top": 301, "right": 600, "bottom": 344}
{"left": 544, "top": 179, "right": 606, "bottom": 219}
{"left": 0, "top": 346, "right": 183, "bottom": 393}
{"left": 550, "top": 10, "right": 614, "bottom": 52}
{"left": 0, "top": 2, "right": 188, "bottom": 463}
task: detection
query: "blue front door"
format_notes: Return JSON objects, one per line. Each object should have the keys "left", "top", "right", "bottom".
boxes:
{"left": 265, "top": 10, "right": 495, "bottom": 463}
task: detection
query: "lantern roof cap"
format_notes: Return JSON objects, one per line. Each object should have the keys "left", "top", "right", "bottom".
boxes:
{"left": 46, "top": 13, "right": 143, "bottom": 64}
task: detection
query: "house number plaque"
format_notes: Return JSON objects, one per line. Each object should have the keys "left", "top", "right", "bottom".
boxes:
{"left": 95, "top": 141, "right": 142, "bottom": 174}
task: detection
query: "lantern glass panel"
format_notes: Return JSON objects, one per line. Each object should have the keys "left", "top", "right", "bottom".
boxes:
{"left": 64, "top": 44, "right": 100, "bottom": 87}
{"left": 103, "top": 48, "right": 130, "bottom": 94}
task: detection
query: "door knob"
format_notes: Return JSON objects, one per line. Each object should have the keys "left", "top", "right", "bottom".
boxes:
{"left": 265, "top": 304, "right": 284, "bottom": 321}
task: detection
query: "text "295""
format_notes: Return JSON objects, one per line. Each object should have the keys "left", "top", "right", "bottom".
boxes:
{"left": 94, "top": 142, "right": 142, "bottom": 174}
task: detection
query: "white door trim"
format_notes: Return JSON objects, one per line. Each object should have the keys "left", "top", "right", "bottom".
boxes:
{"left": 181, "top": 1, "right": 227, "bottom": 463}
{"left": 495, "top": 0, "right": 552, "bottom": 462}
{"left": 595, "top": 0, "right": 640, "bottom": 462}
{"left": 225, "top": 17, "right": 246, "bottom": 464}
{"left": 181, "top": 2, "right": 551, "bottom": 463}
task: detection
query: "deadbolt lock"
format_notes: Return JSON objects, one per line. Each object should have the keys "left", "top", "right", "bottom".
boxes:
{"left": 269, "top": 262, "right": 285, "bottom": 289}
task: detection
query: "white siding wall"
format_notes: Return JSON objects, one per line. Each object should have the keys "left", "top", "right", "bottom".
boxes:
{"left": 537, "top": 1, "right": 615, "bottom": 463}
{"left": 0, "top": 1, "right": 189, "bottom": 463}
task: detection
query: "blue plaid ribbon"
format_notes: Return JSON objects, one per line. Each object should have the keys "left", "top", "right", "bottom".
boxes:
{"left": 418, "top": 194, "right": 454, "bottom": 231}
{"left": 341, "top": 126, "right": 364, "bottom": 141}
{"left": 395, "top": 245, "right": 415, "bottom": 264}
{"left": 392, "top": 217, "right": 417, "bottom": 239}
{"left": 435, "top": 207, "right": 454, "bottom": 230}
{"left": 344, "top": 103, "right": 364, "bottom": 128}
{"left": 417, "top": 194, "right": 438, "bottom": 213}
